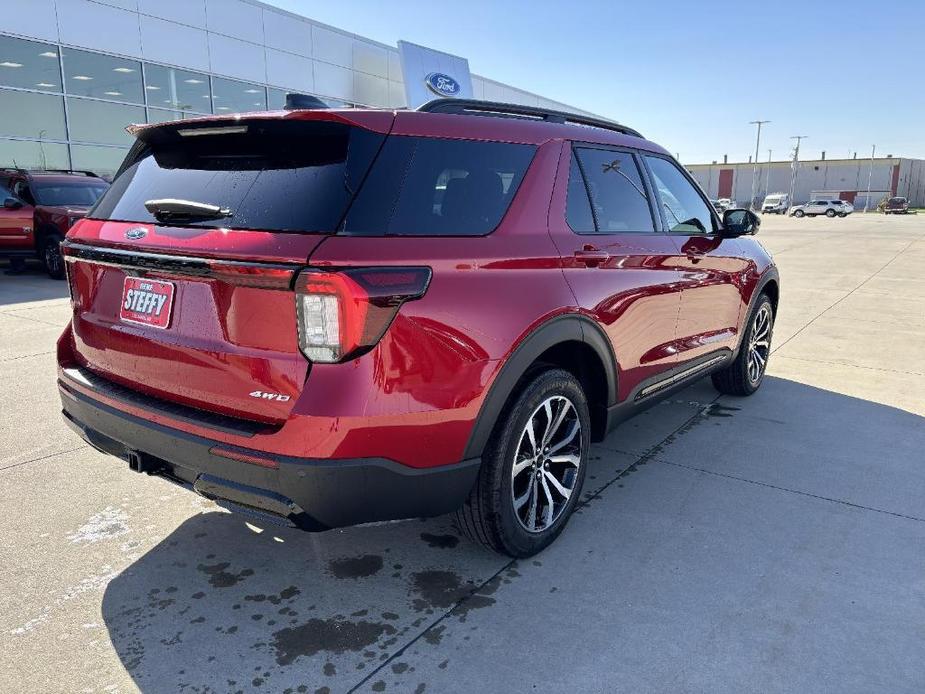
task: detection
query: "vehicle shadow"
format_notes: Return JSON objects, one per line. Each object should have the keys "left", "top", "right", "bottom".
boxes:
{"left": 0, "top": 261, "right": 69, "bottom": 307}
{"left": 101, "top": 376, "right": 925, "bottom": 693}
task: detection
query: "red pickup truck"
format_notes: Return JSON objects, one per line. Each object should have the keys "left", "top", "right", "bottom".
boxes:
{"left": 1, "top": 169, "right": 109, "bottom": 278}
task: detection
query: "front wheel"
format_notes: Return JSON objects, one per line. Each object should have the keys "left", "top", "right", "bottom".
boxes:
{"left": 794, "top": 209, "right": 804, "bottom": 218}
{"left": 455, "top": 368, "right": 590, "bottom": 557}
{"left": 43, "top": 234, "right": 65, "bottom": 280}
{"left": 712, "top": 294, "right": 774, "bottom": 396}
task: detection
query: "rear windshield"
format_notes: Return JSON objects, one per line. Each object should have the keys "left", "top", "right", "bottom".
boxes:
{"left": 344, "top": 136, "right": 536, "bottom": 236}
{"left": 90, "top": 120, "right": 385, "bottom": 232}
{"left": 32, "top": 180, "right": 108, "bottom": 207}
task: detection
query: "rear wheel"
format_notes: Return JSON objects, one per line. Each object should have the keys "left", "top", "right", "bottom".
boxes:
{"left": 711, "top": 294, "right": 774, "bottom": 396}
{"left": 455, "top": 368, "right": 590, "bottom": 557}
{"left": 794, "top": 209, "right": 804, "bottom": 217}
{"left": 42, "top": 233, "right": 65, "bottom": 280}
{"left": 826, "top": 209, "right": 836, "bottom": 218}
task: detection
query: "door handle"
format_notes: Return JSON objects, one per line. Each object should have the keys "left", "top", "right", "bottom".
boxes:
{"left": 574, "top": 248, "right": 610, "bottom": 266}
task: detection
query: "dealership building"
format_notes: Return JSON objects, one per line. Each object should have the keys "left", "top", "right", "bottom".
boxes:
{"left": 0, "top": 0, "right": 594, "bottom": 177}
{"left": 687, "top": 156, "right": 925, "bottom": 209}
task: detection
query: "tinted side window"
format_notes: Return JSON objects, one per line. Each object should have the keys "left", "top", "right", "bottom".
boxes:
{"left": 345, "top": 136, "right": 536, "bottom": 236}
{"left": 645, "top": 156, "right": 715, "bottom": 234}
{"left": 565, "top": 152, "right": 595, "bottom": 233}
{"left": 574, "top": 148, "right": 654, "bottom": 233}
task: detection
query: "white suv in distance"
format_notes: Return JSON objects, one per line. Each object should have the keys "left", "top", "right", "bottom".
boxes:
{"left": 790, "top": 199, "right": 853, "bottom": 218}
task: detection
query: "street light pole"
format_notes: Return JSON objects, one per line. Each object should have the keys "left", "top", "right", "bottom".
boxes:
{"left": 863, "top": 144, "right": 876, "bottom": 213}
{"left": 765, "top": 148, "right": 772, "bottom": 199}
{"left": 749, "top": 120, "right": 770, "bottom": 210}
{"left": 787, "top": 135, "right": 808, "bottom": 210}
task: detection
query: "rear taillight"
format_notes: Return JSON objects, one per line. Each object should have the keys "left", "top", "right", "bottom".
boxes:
{"left": 294, "top": 267, "right": 431, "bottom": 363}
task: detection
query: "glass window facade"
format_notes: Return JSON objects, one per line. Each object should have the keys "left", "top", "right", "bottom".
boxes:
{"left": 61, "top": 47, "right": 143, "bottom": 104}
{"left": 144, "top": 64, "right": 211, "bottom": 113}
{"left": 211, "top": 76, "right": 267, "bottom": 113}
{"left": 0, "top": 33, "right": 352, "bottom": 176}
{"left": 67, "top": 97, "right": 145, "bottom": 146}
{"left": 0, "top": 35, "right": 62, "bottom": 91}
{"left": 0, "top": 89, "right": 66, "bottom": 140}
{"left": 0, "top": 139, "right": 69, "bottom": 171}
{"left": 69, "top": 144, "right": 129, "bottom": 178}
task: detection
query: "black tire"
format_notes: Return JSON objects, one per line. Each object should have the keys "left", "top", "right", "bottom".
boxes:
{"left": 455, "top": 368, "right": 591, "bottom": 557}
{"left": 794, "top": 209, "right": 804, "bottom": 218}
{"left": 711, "top": 294, "right": 774, "bottom": 396}
{"left": 838, "top": 212, "right": 847, "bottom": 218}
{"left": 825, "top": 209, "right": 836, "bottom": 218}
{"left": 43, "top": 233, "right": 65, "bottom": 280}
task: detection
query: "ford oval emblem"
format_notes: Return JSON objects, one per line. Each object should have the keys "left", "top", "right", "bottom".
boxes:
{"left": 425, "top": 72, "right": 461, "bottom": 97}
{"left": 125, "top": 226, "right": 148, "bottom": 240}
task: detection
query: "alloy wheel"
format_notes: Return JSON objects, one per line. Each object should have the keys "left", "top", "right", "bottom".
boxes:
{"left": 511, "top": 395, "right": 582, "bottom": 533}
{"left": 45, "top": 240, "right": 62, "bottom": 276}
{"left": 747, "top": 304, "right": 773, "bottom": 384}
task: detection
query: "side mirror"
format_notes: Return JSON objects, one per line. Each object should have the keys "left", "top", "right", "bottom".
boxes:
{"left": 3, "top": 197, "right": 22, "bottom": 210}
{"left": 722, "top": 208, "right": 760, "bottom": 236}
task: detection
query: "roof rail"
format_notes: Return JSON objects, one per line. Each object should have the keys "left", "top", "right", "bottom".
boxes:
{"left": 0, "top": 167, "right": 99, "bottom": 178}
{"left": 417, "top": 98, "right": 642, "bottom": 139}
{"left": 39, "top": 169, "right": 100, "bottom": 178}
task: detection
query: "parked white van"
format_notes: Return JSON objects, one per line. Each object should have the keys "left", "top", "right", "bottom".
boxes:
{"left": 762, "top": 193, "right": 790, "bottom": 214}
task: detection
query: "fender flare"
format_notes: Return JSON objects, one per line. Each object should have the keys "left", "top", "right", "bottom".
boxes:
{"left": 462, "top": 314, "right": 617, "bottom": 460}
{"left": 734, "top": 265, "right": 780, "bottom": 357}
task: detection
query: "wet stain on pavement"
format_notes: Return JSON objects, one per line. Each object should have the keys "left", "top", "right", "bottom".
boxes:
{"left": 419, "top": 533, "right": 460, "bottom": 549}
{"left": 271, "top": 618, "right": 397, "bottom": 665}
{"left": 196, "top": 562, "right": 254, "bottom": 588}
{"left": 326, "top": 554, "right": 384, "bottom": 579}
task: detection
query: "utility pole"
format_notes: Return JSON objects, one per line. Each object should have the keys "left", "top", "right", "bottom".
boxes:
{"left": 863, "top": 144, "right": 876, "bottom": 213}
{"left": 749, "top": 120, "right": 770, "bottom": 210}
{"left": 787, "top": 135, "right": 808, "bottom": 210}
{"left": 765, "top": 149, "right": 772, "bottom": 198}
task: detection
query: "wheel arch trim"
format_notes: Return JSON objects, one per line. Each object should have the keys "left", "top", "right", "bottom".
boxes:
{"left": 462, "top": 314, "right": 617, "bottom": 460}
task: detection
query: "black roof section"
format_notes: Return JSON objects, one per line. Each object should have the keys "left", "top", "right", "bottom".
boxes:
{"left": 417, "top": 98, "right": 642, "bottom": 139}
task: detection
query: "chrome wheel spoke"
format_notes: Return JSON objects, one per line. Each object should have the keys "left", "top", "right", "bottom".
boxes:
{"left": 525, "top": 479, "right": 538, "bottom": 529}
{"left": 545, "top": 399, "right": 571, "bottom": 447}
{"left": 544, "top": 469, "right": 572, "bottom": 500}
{"left": 548, "top": 419, "right": 579, "bottom": 454}
{"left": 540, "top": 400, "right": 555, "bottom": 447}
{"left": 512, "top": 457, "right": 533, "bottom": 477}
{"left": 524, "top": 419, "right": 538, "bottom": 456}
{"left": 539, "top": 476, "right": 555, "bottom": 528}
{"left": 548, "top": 453, "right": 580, "bottom": 467}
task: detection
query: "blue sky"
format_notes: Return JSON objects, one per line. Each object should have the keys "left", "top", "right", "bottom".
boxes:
{"left": 265, "top": 0, "right": 924, "bottom": 163}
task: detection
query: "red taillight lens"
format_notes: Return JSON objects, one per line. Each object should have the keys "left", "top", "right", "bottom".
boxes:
{"left": 294, "top": 267, "right": 431, "bottom": 363}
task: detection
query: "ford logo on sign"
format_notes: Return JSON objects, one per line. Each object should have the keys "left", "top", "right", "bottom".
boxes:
{"left": 425, "top": 72, "right": 461, "bottom": 98}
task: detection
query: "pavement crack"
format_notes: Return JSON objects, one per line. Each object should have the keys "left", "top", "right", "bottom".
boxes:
{"left": 655, "top": 457, "right": 925, "bottom": 524}
{"left": 0, "top": 445, "right": 88, "bottom": 472}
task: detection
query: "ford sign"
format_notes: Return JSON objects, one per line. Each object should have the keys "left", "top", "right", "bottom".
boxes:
{"left": 425, "top": 72, "right": 461, "bottom": 98}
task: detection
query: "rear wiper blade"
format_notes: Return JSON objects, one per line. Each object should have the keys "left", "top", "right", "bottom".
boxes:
{"left": 144, "top": 198, "right": 232, "bottom": 223}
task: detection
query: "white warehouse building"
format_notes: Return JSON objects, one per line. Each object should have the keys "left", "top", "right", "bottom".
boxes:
{"left": 0, "top": 0, "right": 595, "bottom": 176}
{"left": 687, "top": 156, "right": 925, "bottom": 209}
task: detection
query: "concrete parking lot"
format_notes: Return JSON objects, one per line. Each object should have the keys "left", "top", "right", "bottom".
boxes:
{"left": 2, "top": 213, "right": 923, "bottom": 693}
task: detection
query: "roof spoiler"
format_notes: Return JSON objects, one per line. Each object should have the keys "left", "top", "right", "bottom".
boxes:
{"left": 284, "top": 93, "right": 329, "bottom": 110}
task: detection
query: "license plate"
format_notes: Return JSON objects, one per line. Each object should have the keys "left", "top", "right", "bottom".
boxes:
{"left": 120, "top": 276, "right": 175, "bottom": 329}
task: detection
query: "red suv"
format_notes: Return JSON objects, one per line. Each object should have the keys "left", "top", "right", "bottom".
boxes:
{"left": 1, "top": 169, "right": 109, "bottom": 278}
{"left": 57, "top": 99, "right": 778, "bottom": 557}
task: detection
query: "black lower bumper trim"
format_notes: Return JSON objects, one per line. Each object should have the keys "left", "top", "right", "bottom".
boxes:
{"left": 60, "top": 380, "right": 481, "bottom": 531}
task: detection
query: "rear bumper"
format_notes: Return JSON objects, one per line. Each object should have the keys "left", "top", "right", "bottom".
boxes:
{"left": 59, "top": 379, "right": 480, "bottom": 531}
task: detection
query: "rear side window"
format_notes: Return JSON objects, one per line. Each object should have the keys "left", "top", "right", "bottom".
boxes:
{"left": 569, "top": 147, "right": 654, "bottom": 233}
{"left": 90, "top": 120, "right": 385, "bottom": 232}
{"left": 345, "top": 136, "right": 536, "bottom": 236}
